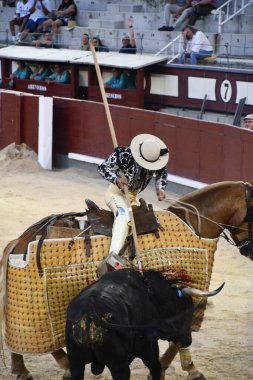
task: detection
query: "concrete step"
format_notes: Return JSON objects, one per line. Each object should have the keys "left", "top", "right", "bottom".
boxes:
{"left": 0, "top": 6, "right": 15, "bottom": 19}
{"left": 107, "top": 4, "right": 143, "bottom": 12}
{"left": 86, "top": 10, "right": 125, "bottom": 21}
{"left": 88, "top": 19, "right": 125, "bottom": 29}
{"left": 75, "top": 0, "right": 108, "bottom": 11}
{"left": 107, "top": 0, "right": 160, "bottom": 11}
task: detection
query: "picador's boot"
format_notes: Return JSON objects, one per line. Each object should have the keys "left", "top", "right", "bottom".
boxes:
{"left": 97, "top": 207, "right": 129, "bottom": 277}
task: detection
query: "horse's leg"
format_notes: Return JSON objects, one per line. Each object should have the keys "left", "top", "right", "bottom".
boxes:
{"left": 159, "top": 342, "right": 179, "bottom": 380}
{"left": 52, "top": 349, "right": 71, "bottom": 380}
{"left": 11, "top": 352, "right": 33, "bottom": 380}
{"left": 179, "top": 348, "right": 206, "bottom": 380}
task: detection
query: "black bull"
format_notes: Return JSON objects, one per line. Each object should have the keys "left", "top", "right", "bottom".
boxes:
{"left": 66, "top": 269, "right": 202, "bottom": 380}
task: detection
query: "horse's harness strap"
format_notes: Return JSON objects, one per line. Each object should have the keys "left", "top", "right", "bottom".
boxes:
{"left": 84, "top": 235, "right": 91, "bottom": 257}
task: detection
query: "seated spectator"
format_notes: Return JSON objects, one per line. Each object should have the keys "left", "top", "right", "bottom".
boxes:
{"left": 188, "top": 0, "right": 217, "bottom": 26}
{"left": 244, "top": 114, "right": 253, "bottom": 131}
{"left": 158, "top": 0, "right": 192, "bottom": 31}
{"left": 32, "top": 31, "right": 53, "bottom": 47}
{"left": 30, "top": 63, "right": 53, "bottom": 80}
{"left": 91, "top": 36, "right": 109, "bottom": 52}
{"left": 9, "top": 0, "right": 33, "bottom": 43}
{"left": 45, "top": 63, "right": 70, "bottom": 84}
{"left": 105, "top": 68, "right": 135, "bottom": 89}
{"left": 7, "top": 60, "right": 33, "bottom": 88}
{"left": 16, "top": 0, "right": 52, "bottom": 44}
{"left": 119, "top": 18, "right": 136, "bottom": 54}
{"left": 179, "top": 25, "right": 213, "bottom": 64}
{"left": 42, "top": 0, "right": 77, "bottom": 35}
{"left": 81, "top": 33, "right": 90, "bottom": 51}
{"left": 10, "top": 60, "right": 33, "bottom": 79}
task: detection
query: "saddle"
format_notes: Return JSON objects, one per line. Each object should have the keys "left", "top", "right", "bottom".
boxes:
{"left": 10, "top": 200, "right": 160, "bottom": 275}
{"left": 85, "top": 198, "right": 160, "bottom": 238}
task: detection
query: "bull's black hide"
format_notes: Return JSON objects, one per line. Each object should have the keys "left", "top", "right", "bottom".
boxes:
{"left": 65, "top": 269, "right": 194, "bottom": 380}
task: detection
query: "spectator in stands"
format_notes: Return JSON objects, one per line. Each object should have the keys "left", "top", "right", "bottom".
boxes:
{"left": 42, "top": 0, "right": 77, "bottom": 35}
{"left": 7, "top": 60, "right": 33, "bottom": 88}
{"left": 188, "top": 0, "right": 217, "bottom": 26}
{"left": 45, "top": 63, "right": 71, "bottom": 84}
{"left": 30, "top": 63, "right": 53, "bottom": 80}
{"left": 10, "top": 60, "right": 33, "bottom": 79}
{"left": 16, "top": 0, "right": 52, "bottom": 44}
{"left": 32, "top": 31, "right": 53, "bottom": 47}
{"left": 244, "top": 114, "right": 253, "bottom": 131}
{"left": 158, "top": 0, "right": 192, "bottom": 31}
{"left": 81, "top": 33, "right": 90, "bottom": 51}
{"left": 105, "top": 68, "right": 135, "bottom": 89}
{"left": 119, "top": 18, "right": 136, "bottom": 54}
{"left": 91, "top": 36, "right": 109, "bottom": 52}
{"left": 9, "top": 0, "right": 33, "bottom": 43}
{"left": 179, "top": 25, "right": 213, "bottom": 64}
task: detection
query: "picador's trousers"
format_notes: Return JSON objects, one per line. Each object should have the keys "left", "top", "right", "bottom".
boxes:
{"left": 105, "top": 184, "right": 138, "bottom": 255}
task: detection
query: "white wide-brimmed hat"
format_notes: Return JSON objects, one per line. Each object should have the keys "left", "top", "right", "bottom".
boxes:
{"left": 130, "top": 134, "right": 169, "bottom": 170}
{"left": 244, "top": 114, "right": 253, "bottom": 120}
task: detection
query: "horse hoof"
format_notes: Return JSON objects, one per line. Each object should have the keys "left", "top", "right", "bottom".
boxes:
{"left": 186, "top": 370, "right": 206, "bottom": 380}
{"left": 16, "top": 374, "right": 34, "bottom": 380}
{"left": 62, "top": 369, "right": 72, "bottom": 380}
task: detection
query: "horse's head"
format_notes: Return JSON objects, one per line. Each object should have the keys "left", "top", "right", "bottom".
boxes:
{"left": 168, "top": 181, "right": 253, "bottom": 261}
{"left": 230, "top": 181, "right": 253, "bottom": 261}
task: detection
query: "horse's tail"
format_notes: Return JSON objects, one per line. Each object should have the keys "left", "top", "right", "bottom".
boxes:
{"left": 0, "top": 239, "right": 18, "bottom": 364}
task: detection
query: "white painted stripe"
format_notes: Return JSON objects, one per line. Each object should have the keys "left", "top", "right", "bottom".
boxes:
{"left": 236, "top": 80, "right": 253, "bottom": 105}
{"left": 167, "top": 174, "right": 206, "bottom": 189}
{"left": 68, "top": 153, "right": 207, "bottom": 189}
{"left": 68, "top": 153, "right": 104, "bottom": 165}
{"left": 38, "top": 96, "right": 53, "bottom": 170}
{"left": 188, "top": 77, "right": 216, "bottom": 101}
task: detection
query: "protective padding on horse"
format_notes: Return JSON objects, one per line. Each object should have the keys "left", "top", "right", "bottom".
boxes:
{"left": 4, "top": 211, "right": 218, "bottom": 354}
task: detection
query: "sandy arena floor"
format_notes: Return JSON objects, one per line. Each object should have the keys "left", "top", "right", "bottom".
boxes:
{"left": 0, "top": 144, "right": 252, "bottom": 379}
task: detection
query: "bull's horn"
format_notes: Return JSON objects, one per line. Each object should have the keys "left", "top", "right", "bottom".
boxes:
{"left": 181, "top": 282, "right": 225, "bottom": 297}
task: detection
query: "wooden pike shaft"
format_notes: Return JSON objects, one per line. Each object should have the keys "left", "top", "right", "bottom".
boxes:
{"left": 89, "top": 43, "right": 118, "bottom": 148}
{"left": 89, "top": 43, "right": 143, "bottom": 273}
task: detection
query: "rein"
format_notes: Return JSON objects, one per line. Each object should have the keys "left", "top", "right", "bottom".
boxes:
{"left": 165, "top": 198, "right": 238, "bottom": 235}
{"left": 165, "top": 181, "right": 253, "bottom": 246}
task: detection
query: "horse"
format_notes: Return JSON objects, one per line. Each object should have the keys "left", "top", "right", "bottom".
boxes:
{"left": 1, "top": 180, "right": 253, "bottom": 380}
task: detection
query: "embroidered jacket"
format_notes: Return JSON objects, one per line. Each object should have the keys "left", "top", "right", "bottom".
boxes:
{"left": 98, "top": 147, "right": 168, "bottom": 193}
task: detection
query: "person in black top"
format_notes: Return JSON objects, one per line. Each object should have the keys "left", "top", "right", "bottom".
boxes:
{"left": 119, "top": 18, "right": 136, "bottom": 54}
{"left": 91, "top": 36, "right": 109, "bottom": 52}
{"left": 42, "top": 0, "right": 77, "bottom": 34}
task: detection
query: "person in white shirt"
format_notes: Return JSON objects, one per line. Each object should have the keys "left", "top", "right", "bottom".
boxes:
{"left": 179, "top": 25, "right": 213, "bottom": 64}
{"left": 9, "top": 0, "right": 33, "bottom": 42}
{"left": 17, "top": 0, "right": 52, "bottom": 43}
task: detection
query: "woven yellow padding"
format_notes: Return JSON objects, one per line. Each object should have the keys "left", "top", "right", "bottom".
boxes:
{"left": 5, "top": 211, "right": 217, "bottom": 354}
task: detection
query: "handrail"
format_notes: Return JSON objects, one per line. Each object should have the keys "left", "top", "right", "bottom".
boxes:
{"left": 215, "top": 0, "right": 253, "bottom": 33}
{"left": 155, "top": 34, "right": 181, "bottom": 58}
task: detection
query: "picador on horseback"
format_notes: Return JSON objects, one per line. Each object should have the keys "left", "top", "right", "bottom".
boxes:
{"left": 97, "top": 133, "right": 169, "bottom": 269}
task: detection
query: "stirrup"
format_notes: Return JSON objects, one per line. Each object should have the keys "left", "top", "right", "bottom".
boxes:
{"left": 97, "top": 252, "right": 126, "bottom": 277}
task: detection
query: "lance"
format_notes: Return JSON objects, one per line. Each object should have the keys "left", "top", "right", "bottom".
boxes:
{"left": 89, "top": 42, "right": 143, "bottom": 275}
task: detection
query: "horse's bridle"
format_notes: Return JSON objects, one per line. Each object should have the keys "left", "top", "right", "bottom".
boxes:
{"left": 229, "top": 182, "right": 253, "bottom": 248}
{"left": 243, "top": 182, "right": 253, "bottom": 239}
